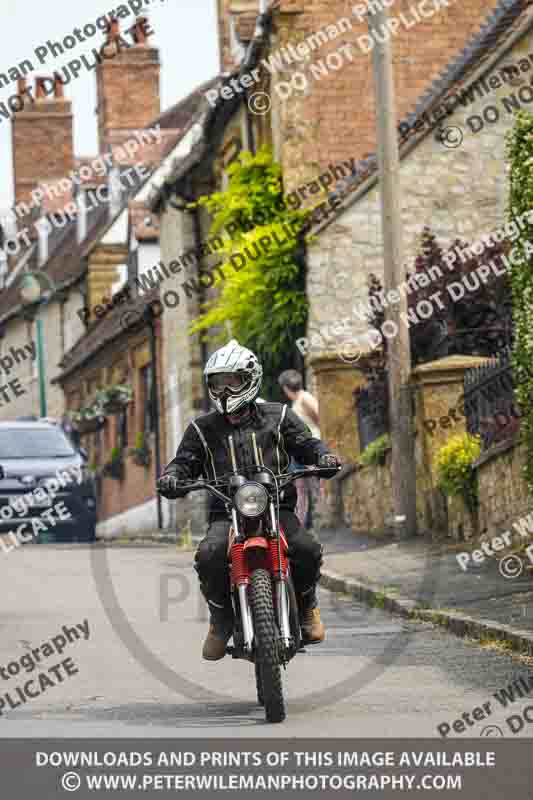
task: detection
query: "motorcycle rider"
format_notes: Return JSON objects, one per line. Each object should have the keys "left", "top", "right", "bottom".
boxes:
{"left": 157, "top": 340, "right": 341, "bottom": 661}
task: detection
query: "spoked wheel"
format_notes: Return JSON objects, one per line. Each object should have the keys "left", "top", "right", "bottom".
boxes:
{"left": 254, "top": 661, "right": 264, "bottom": 706}
{"left": 250, "top": 569, "right": 285, "bottom": 723}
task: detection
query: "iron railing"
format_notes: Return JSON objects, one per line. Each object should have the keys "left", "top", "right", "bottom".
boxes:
{"left": 463, "top": 349, "right": 521, "bottom": 450}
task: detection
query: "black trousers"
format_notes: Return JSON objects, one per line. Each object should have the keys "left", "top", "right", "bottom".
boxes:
{"left": 194, "top": 509, "right": 323, "bottom": 616}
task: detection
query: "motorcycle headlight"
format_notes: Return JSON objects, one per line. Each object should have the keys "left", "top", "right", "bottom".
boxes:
{"left": 234, "top": 483, "right": 268, "bottom": 518}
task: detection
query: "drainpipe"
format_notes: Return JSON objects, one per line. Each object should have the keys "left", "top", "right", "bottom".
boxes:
{"left": 244, "top": 94, "right": 256, "bottom": 155}
{"left": 147, "top": 306, "right": 163, "bottom": 529}
{"left": 192, "top": 206, "right": 211, "bottom": 413}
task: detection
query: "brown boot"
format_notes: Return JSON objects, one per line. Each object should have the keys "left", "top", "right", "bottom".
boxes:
{"left": 301, "top": 607, "right": 325, "bottom": 644}
{"left": 202, "top": 624, "right": 231, "bottom": 661}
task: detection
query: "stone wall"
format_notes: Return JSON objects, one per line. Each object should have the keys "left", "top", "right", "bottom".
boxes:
{"left": 344, "top": 452, "right": 393, "bottom": 535}
{"left": 442, "top": 437, "right": 531, "bottom": 544}
{"left": 310, "top": 353, "right": 482, "bottom": 536}
{"left": 477, "top": 439, "right": 531, "bottom": 541}
{"left": 341, "top": 440, "right": 432, "bottom": 536}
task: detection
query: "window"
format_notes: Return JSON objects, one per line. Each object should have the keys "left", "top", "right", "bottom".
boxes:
{"left": 0, "top": 427, "right": 75, "bottom": 459}
{"left": 140, "top": 364, "right": 155, "bottom": 434}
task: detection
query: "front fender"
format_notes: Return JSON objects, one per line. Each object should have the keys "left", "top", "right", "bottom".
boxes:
{"left": 243, "top": 537, "right": 269, "bottom": 551}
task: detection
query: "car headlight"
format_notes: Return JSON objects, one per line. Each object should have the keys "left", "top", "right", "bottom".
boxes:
{"left": 234, "top": 483, "right": 268, "bottom": 518}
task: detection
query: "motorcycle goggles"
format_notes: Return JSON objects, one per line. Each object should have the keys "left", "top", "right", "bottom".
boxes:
{"left": 207, "top": 372, "right": 249, "bottom": 396}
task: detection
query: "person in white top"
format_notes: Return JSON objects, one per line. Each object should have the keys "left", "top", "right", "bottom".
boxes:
{"left": 278, "top": 369, "right": 322, "bottom": 529}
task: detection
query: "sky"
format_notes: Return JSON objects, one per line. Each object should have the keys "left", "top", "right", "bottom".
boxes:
{"left": 0, "top": 0, "right": 220, "bottom": 213}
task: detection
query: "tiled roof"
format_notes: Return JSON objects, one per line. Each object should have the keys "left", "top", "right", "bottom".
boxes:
{"left": 309, "top": 0, "right": 531, "bottom": 231}
{"left": 0, "top": 203, "right": 109, "bottom": 326}
{"left": 153, "top": 77, "right": 221, "bottom": 131}
{"left": 0, "top": 168, "right": 149, "bottom": 325}
{"left": 398, "top": 0, "right": 530, "bottom": 144}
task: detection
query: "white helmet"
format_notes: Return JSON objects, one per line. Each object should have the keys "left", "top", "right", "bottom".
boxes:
{"left": 204, "top": 339, "right": 263, "bottom": 415}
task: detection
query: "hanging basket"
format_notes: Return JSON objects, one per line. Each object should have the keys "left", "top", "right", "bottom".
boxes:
{"left": 76, "top": 415, "right": 106, "bottom": 434}
{"left": 103, "top": 398, "right": 131, "bottom": 415}
{"left": 97, "top": 385, "right": 133, "bottom": 415}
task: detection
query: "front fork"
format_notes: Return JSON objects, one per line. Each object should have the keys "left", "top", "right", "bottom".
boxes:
{"left": 238, "top": 583, "right": 255, "bottom": 653}
{"left": 231, "top": 502, "right": 292, "bottom": 654}
{"left": 276, "top": 580, "right": 292, "bottom": 650}
{"left": 230, "top": 510, "right": 256, "bottom": 654}
{"left": 236, "top": 578, "right": 291, "bottom": 654}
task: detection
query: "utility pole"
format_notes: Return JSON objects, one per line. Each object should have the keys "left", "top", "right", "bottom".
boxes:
{"left": 368, "top": 8, "right": 417, "bottom": 539}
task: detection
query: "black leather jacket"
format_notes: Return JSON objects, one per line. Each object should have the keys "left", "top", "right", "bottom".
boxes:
{"left": 162, "top": 401, "right": 330, "bottom": 515}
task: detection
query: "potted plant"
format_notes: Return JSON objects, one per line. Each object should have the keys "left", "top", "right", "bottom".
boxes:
{"left": 129, "top": 432, "right": 151, "bottom": 468}
{"left": 97, "top": 384, "right": 133, "bottom": 414}
{"left": 70, "top": 406, "right": 106, "bottom": 434}
{"left": 102, "top": 447, "right": 125, "bottom": 481}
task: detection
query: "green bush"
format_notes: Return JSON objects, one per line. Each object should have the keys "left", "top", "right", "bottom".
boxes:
{"left": 506, "top": 110, "right": 533, "bottom": 494}
{"left": 189, "top": 147, "right": 311, "bottom": 396}
{"left": 358, "top": 434, "right": 391, "bottom": 467}
{"left": 435, "top": 432, "right": 481, "bottom": 512}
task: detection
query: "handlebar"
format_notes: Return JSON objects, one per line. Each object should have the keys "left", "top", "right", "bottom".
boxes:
{"left": 157, "top": 465, "right": 341, "bottom": 501}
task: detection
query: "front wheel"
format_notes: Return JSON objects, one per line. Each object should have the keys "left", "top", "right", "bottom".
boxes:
{"left": 250, "top": 569, "right": 285, "bottom": 723}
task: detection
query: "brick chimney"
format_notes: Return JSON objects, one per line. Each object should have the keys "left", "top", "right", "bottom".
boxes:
{"left": 12, "top": 75, "right": 74, "bottom": 214}
{"left": 217, "top": 0, "right": 260, "bottom": 73}
{"left": 96, "top": 16, "right": 161, "bottom": 157}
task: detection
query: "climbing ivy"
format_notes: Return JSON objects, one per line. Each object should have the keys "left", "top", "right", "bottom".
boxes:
{"left": 506, "top": 110, "right": 533, "bottom": 493}
{"left": 189, "top": 147, "right": 310, "bottom": 399}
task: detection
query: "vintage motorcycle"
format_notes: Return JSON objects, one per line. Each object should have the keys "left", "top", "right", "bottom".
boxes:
{"left": 158, "top": 434, "right": 340, "bottom": 723}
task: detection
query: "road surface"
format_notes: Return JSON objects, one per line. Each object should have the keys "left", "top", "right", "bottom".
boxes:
{"left": 0, "top": 543, "right": 529, "bottom": 738}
